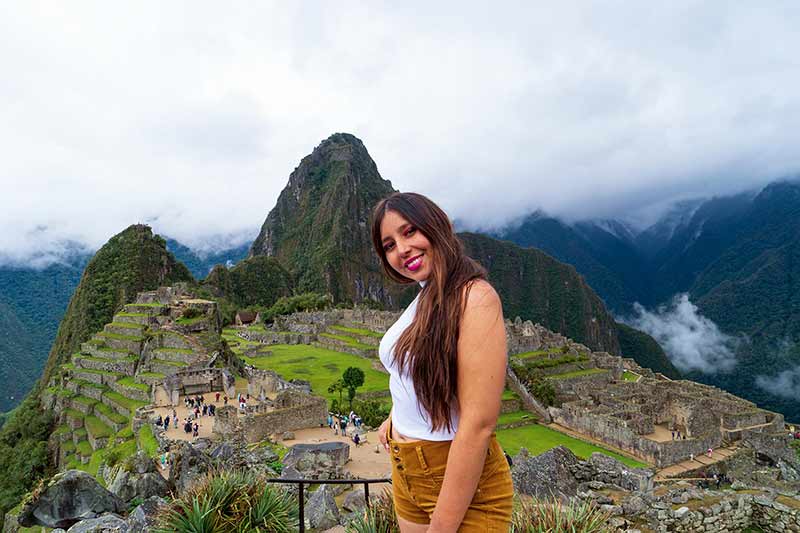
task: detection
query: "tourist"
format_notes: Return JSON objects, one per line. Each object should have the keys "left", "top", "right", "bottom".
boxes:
{"left": 172, "top": 408, "right": 177, "bottom": 421}
{"left": 202, "top": 404, "right": 208, "bottom": 416}
{"left": 173, "top": 416, "right": 178, "bottom": 429}
{"left": 210, "top": 404, "right": 216, "bottom": 416}
{"left": 353, "top": 433, "right": 361, "bottom": 446}
{"left": 690, "top": 453, "right": 694, "bottom": 462}
{"left": 184, "top": 420, "right": 192, "bottom": 434}
{"left": 164, "top": 416, "right": 170, "bottom": 431}
{"left": 200, "top": 395, "right": 205, "bottom": 405}
{"left": 216, "top": 392, "right": 220, "bottom": 402}
{"left": 224, "top": 395, "right": 228, "bottom": 405}
{"left": 194, "top": 406, "right": 200, "bottom": 419}
{"left": 192, "top": 422, "right": 199, "bottom": 438}
{"left": 707, "top": 447, "right": 713, "bottom": 458}
{"left": 671, "top": 430, "right": 675, "bottom": 440}
{"left": 155, "top": 415, "right": 163, "bottom": 427}
{"left": 327, "top": 413, "right": 333, "bottom": 429}
{"left": 372, "top": 193, "right": 513, "bottom": 530}
{"left": 340, "top": 416, "right": 347, "bottom": 436}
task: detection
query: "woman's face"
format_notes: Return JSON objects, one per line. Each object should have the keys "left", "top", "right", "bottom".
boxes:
{"left": 379, "top": 210, "right": 433, "bottom": 282}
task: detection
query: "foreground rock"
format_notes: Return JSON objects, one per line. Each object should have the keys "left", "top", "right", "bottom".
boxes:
{"left": 108, "top": 451, "right": 169, "bottom": 503}
{"left": 126, "top": 496, "right": 167, "bottom": 533}
{"left": 66, "top": 513, "right": 128, "bottom": 532}
{"left": 18, "top": 470, "right": 124, "bottom": 529}
{"left": 305, "top": 484, "right": 340, "bottom": 530}
{"left": 511, "top": 446, "right": 582, "bottom": 500}
{"left": 169, "top": 441, "right": 214, "bottom": 494}
{"left": 282, "top": 441, "right": 350, "bottom": 480}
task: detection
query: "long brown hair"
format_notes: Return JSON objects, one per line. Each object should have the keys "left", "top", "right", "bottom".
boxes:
{"left": 371, "top": 192, "right": 487, "bottom": 431}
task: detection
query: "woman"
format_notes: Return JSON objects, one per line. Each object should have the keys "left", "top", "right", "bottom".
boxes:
{"left": 372, "top": 192, "right": 513, "bottom": 532}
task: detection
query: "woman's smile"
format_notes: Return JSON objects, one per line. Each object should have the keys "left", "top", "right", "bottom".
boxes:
{"left": 380, "top": 210, "right": 432, "bottom": 281}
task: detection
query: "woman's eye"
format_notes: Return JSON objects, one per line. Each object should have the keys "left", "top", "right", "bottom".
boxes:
{"left": 383, "top": 242, "right": 394, "bottom": 252}
{"left": 405, "top": 227, "right": 416, "bottom": 237}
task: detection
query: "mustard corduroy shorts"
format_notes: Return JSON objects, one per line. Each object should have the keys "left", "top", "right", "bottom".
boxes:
{"left": 387, "top": 419, "right": 514, "bottom": 532}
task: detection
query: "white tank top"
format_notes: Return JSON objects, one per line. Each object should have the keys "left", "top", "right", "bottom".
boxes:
{"left": 378, "top": 283, "right": 459, "bottom": 441}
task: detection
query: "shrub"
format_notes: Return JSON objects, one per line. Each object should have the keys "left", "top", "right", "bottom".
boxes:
{"left": 510, "top": 498, "right": 612, "bottom": 533}
{"left": 261, "top": 292, "right": 332, "bottom": 323}
{"left": 351, "top": 398, "right": 391, "bottom": 428}
{"left": 155, "top": 469, "right": 298, "bottom": 533}
{"left": 345, "top": 489, "right": 398, "bottom": 533}
{"left": 182, "top": 307, "right": 202, "bottom": 319}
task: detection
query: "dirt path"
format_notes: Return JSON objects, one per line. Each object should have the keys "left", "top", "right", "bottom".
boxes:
{"left": 655, "top": 446, "right": 739, "bottom": 480}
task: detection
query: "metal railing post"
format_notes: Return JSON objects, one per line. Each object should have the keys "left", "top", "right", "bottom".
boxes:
{"left": 364, "top": 481, "right": 370, "bottom": 510}
{"left": 299, "top": 481, "right": 305, "bottom": 533}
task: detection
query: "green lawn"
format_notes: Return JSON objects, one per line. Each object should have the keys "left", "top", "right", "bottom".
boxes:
{"left": 496, "top": 410, "right": 537, "bottom": 426}
{"left": 118, "top": 377, "right": 150, "bottom": 392}
{"left": 103, "top": 391, "right": 148, "bottom": 412}
{"left": 513, "top": 349, "right": 560, "bottom": 359}
{"left": 94, "top": 402, "right": 129, "bottom": 425}
{"left": 496, "top": 424, "right": 648, "bottom": 468}
{"left": 622, "top": 370, "right": 641, "bottom": 382}
{"left": 319, "top": 332, "right": 376, "bottom": 351}
{"left": 242, "top": 344, "right": 390, "bottom": 400}
{"left": 85, "top": 416, "right": 113, "bottom": 438}
{"left": 138, "top": 425, "right": 159, "bottom": 458}
{"left": 501, "top": 389, "right": 519, "bottom": 400}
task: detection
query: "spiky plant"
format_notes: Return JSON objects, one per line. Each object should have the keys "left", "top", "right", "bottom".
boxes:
{"left": 510, "top": 497, "right": 613, "bottom": 533}
{"left": 345, "top": 489, "right": 399, "bottom": 533}
{"left": 155, "top": 469, "right": 298, "bottom": 533}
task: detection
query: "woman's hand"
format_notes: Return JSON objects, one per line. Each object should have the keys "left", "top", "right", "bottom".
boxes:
{"left": 378, "top": 417, "right": 391, "bottom": 452}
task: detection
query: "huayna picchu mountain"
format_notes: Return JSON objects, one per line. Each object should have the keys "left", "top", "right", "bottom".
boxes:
{"left": 250, "top": 132, "right": 670, "bottom": 364}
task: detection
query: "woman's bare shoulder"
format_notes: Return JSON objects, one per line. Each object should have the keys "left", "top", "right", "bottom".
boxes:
{"left": 462, "top": 279, "right": 501, "bottom": 312}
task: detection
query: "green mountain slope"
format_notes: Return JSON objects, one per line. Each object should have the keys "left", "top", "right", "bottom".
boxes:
{"left": 203, "top": 256, "right": 294, "bottom": 309}
{"left": 250, "top": 133, "right": 406, "bottom": 306}
{"left": 40, "top": 224, "right": 194, "bottom": 387}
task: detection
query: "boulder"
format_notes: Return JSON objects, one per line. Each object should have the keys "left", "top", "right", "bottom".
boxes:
{"left": 585, "top": 453, "right": 654, "bottom": 492}
{"left": 210, "top": 439, "right": 279, "bottom": 477}
{"left": 283, "top": 442, "right": 349, "bottom": 480}
{"left": 169, "top": 441, "right": 213, "bottom": 494}
{"left": 511, "top": 446, "right": 580, "bottom": 500}
{"left": 342, "top": 489, "right": 366, "bottom": 513}
{"left": 282, "top": 431, "right": 296, "bottom": 441}
{"left": 126, "top": 496, "right": 167, "bottom": 533}
{"left": 18, "top": 470, "right": 124, "bottom": 529}
{"left": 108, "top": 451, "right": 169, "bottom": 503}
{"left": 305, "top": 485, "right": 340, "bottom": 530}
{"left": 66, "top": 514, "right": 128, "bottom": 532}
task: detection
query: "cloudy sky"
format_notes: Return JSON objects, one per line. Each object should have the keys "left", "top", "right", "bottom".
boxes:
{"left": 2, "top": 2, "right": 800, "bottom": 266}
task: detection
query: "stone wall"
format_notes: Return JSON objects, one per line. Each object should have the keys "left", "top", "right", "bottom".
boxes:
{"left": 213, "top": 391, "right": 328, "bottom": 443}
{"left": 506, "top": 367, "right": 551, "bottom": 423}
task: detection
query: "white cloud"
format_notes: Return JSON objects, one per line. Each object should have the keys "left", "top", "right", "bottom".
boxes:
{"left": 624, "top": 294, "right": 738, "bottom": 374}
{"left": 2, "top": 2, "right": 800, "bottom": 264}
{"left": 756, "top": 367, "right": 800, "bottom": 401}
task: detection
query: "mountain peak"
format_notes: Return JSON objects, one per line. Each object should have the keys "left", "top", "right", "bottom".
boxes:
{"left": 250, "top": 134, "right": 397, "bottom": 303}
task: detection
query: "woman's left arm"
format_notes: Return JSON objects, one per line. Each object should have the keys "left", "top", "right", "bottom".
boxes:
{"left": 428, "top": 281, "right": 507, "bottom": 532}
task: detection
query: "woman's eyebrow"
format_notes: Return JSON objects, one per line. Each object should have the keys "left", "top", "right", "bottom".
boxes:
{"left": 382, "top": 223, "right": 410, "bottom": 242}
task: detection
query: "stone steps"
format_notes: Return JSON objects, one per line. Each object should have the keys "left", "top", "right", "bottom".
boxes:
{"left": 70, "top": 367, "right": 125, "bottom": 387}
{"left": 104, "top": 322, "right": 145, "bottom": 337}
{"left": 135, "top": 372, "right": 166, "bottom": 386}
{"left": 148, "top": 358, "right": 188, "bottom": 376}
{"left": 108, "top": 378, "right": 150, "bottom": 403}
{"left": 85, "top": 416, "right": 112, "bottom": 450}
{"left": 93, "top": 402, "right": 129, "bottom": 433}
{"left": 74, "top": 354, "right": 137, "bottom": 375}
{"left": 81, "top": 342, "right": 139, "bottom": 361}
{"left": 70, "top": 395, "right": 98, "bottom": 415}
{"left": 113, "top": 312, "right": 151, "bottom": 325}
{"left": 95, "top": 332, "right": 144, "bottom": 353}
{"left": 123, "top": 303, "right": 168, "bottom": 316}
{"left": 151, "top": 347, "right": 198, "bottom": 364}
{"left": 157, "top": 330, "right": 193, "bottom": 350}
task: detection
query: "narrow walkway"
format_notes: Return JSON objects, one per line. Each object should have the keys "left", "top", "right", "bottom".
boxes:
{"left": 655, "top": 445, "right": 738, "bottom": 481}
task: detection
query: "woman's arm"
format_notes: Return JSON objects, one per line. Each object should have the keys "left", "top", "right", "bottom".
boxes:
{"left": 428, "top": 280, "right": 507, "bottom": 532}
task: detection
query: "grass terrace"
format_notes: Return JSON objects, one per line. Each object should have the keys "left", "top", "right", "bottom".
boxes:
{"left": 151, "top": 358, "right": 188, "bottom": 367}
{"left": 496, "top": 424, "right": 648, "bottom": 468}
{"left": 103, "top": 391, "right": 148, "bottom": 412}
{"left": 330, "top": 325, "right": 383, "bottom": 339}
{"left": 319, "top": 332, "right": 376, "bottom": 351}
{"left": 115, "top": 312, "right": 148, "bottom": 318}
{"left": 85, "top": 416, "right": 113, "bottom": 439}
{"left": 137, "top": 371, "right": 166, "bottom": 379}
{"left": 547, "top": 368, "right": 608, "bottom": 380}
{"left": 107, "top": 322, "right": 143, "bottom": 330}
{"left": 118, "top": 376, "right": 150, "bottom": 392}
{"left": 513, "top": 349, "right": 561, "bottom": 359}
{"left": 138, "top": 425, "right": 159, "bottom": 458}
{"left": 623, "top": 370, "right": 641, "bottom": 382}
{"left": 502, "top": 389, "right": 520, "bottom": 400}
{"left": 241, "top": 344, "right": 390, "bottom": 401}
{"left": 176, "top": 315, "right": 207, "bottom": 325}
{"left": 497, "top": 410, "right": 537, "bottom": 426}
{"left": 99, "top": 331, "right": 144, "bottom": 342}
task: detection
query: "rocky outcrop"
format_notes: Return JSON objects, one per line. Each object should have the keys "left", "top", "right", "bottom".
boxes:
{"left": 168, "top": 441, "right": 213, "bottom": 494}
{"left": 18, "top": 470, "right": 124, "bottom": 529}
{"left": 126, "top": 496, "right": 166, "bottom": 533}
{"left": 511, "top": 446, "right": 581, "bottom": 500}
{"left": 209, "top": 438, "right": 280, "bottom": 478}
{"left": 305, "top": 484, "right": 340, "bottom": 530}
{"left": 108, "top": 451, "right": 169, "bottom": 503}
{"left": 65, "top": 514, "right": 128, "bottom": 532}
{"left": 282, "top": 442, "right": 350, "bottom": 480}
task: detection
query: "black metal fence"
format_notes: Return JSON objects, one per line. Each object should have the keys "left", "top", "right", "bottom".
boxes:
{"left": 266, "top": 477, "right": 392, "bottom": 532}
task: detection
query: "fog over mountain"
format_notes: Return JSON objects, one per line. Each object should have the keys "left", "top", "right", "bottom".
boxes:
{"left": 2, "top": 3, "right": 800, "bottom": 266}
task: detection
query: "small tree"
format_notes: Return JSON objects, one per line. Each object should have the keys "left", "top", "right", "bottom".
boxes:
{"left": 327, "top": 379, "right": 345, "bottom": 408}
{"left": 342, "top": 367, "right": 365, "bottom": 410}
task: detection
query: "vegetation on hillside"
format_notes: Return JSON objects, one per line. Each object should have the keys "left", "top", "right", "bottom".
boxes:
{"left": 0, "top": 395, "right": 54, "bottom": 523}
{"left": 202, "top": 256, "right": 293, "bottom": 311}
{"left": 41, "top": 224, "right": 193, "bottom": 387}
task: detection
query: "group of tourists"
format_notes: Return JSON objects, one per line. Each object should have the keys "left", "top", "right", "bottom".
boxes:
{"left": 671, "top": 429, "right": 686, "bottom": 440}
{"left": 327, "top": 410, "right": 363, "bottom": 439}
